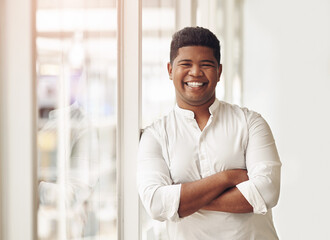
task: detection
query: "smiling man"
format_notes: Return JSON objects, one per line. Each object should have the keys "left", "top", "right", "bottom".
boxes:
{"left": 137, "top": 27, "right": 281, "bottom": 240}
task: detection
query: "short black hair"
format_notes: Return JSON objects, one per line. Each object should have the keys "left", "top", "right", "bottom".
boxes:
{"left": 170, "top": 26, "right": 221, "bottom": 64}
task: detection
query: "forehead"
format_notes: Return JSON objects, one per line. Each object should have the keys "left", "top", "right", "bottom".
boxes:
{"left": 175, "top": 46, "right": 215, "bottom": 61}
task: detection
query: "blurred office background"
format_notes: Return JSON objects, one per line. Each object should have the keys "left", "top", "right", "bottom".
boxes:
{"left": 1, "top": 0, "right": 329, "bottom": 240}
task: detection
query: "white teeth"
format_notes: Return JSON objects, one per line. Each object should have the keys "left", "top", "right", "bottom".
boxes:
{"left": 186, "top": 82, "right": 204, "bottom": 87}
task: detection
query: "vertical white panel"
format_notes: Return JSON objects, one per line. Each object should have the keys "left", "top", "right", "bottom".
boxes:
{"left": 176, "top": 0, "right": 197, "bottom": 29}
{"left": 56, "top": 62, "right": 71, "bottom": 240}
{"left": 117, "top": 0, "right": 141, "bottom": 239}
{"left": 223, "top": 0, "right": 235, "bottom": 102}
{"left": 0, "top": 0, "right": 4, "bottom": 237}
{"left": 0, "top": 0, "right": 37, "bottom": 239}
{"left": 208, "top": 0, "right": 218, "bottom": 32}
{"left": 197, "top": 0, "right": 217, "bottom": 32}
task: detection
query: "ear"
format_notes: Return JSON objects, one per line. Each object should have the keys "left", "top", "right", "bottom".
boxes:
{"left": 217, "top": 64, "right": 222, "bottom": 82}
{"left": 167, "top": 62, "right": 173, "bottom": 80}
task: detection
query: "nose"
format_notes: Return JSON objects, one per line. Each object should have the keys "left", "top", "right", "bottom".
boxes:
{"left": 189, "top": 64, "right": 203, "bottom": 77}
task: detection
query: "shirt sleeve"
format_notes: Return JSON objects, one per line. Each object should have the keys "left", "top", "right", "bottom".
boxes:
{"left": 137, "top": 128, "right": 181, "bottom": 222}
{"left": 236, "top": 111, "right": 281, "bottom": 214}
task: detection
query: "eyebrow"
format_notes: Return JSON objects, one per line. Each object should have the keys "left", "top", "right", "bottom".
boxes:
{"left": 200, "top": 60, "right": 216, "bottom": 64}
{"left": 177, "top": 59, "right": 192, "bottom": 63}
{"left": 178, "top": 59, "right": 216, "bottom": 64}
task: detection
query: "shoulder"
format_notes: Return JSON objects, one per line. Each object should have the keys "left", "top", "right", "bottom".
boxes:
{"left": 141, "top": 109, "right": 175, "bottom": 140}
{"left": 218, "top": 100, "right": 260, "bottom": 120}
{"left": 218, "top": 101, "right": 275, "bottom": 143}
{"left": 217, "top": 101, "right": 269, "bottom": 131}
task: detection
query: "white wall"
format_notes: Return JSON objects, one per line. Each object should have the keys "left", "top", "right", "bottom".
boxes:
{"left": 243, "top": 0, "right": 330, "bottom": 239}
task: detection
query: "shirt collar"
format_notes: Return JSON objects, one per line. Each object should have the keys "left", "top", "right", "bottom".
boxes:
{"left": 174, "top": 99, "right": 220, "bottom": 119}
{"left": 209, "top": 98, "right": 219, "bottom": 115}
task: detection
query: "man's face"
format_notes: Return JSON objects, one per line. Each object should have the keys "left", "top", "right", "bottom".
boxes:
{"left": 167, "top": 46, "right": 222, "bottom": 108}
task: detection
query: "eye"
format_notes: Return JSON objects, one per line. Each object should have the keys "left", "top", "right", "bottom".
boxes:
{"left": 180, "top": 63, "right": 191, "bottom": 67}
{"left": 201, "top": 64, "right": 214, "bottom": 67}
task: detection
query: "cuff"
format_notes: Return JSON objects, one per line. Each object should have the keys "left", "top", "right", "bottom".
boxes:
{"left": 160, "top": 184, "right": 182, "bottom": 222}
{"left": 236, "top": 180, "right": 267, "bottom": 214}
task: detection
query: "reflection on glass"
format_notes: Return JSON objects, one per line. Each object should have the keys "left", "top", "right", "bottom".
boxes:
{"left": 36, "top": 1, "right": 117, "bottom": 239}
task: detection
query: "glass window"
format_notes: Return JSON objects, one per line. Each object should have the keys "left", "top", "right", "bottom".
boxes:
{"left": 36, "top": 1, "right": 118, "bottom": 239}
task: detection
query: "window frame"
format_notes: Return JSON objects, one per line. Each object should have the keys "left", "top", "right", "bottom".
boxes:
{"left": 0, "top": 0, "right": 38, "bottom": 239}
{"left": 117, "top": 0, "right": 142, "bottom": 239}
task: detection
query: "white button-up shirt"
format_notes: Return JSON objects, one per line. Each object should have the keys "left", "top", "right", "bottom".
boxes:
{"left": 137, "top": 99, "right": 281, "bottom": 240}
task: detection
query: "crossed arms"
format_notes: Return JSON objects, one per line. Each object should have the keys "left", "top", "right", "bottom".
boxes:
{"left": 178, "top": 169, "right": 252, "bottom": 218}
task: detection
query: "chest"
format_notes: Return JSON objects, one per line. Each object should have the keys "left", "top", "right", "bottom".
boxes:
{"left": 164, "top": 118, "right": 248, "bottom": 183}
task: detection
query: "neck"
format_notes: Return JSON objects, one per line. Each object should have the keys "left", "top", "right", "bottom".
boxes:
{"left": 177, "top": 97, "right": 216, "bottom": 130}
{"left": 177, "top": 96, "right": 216, "bottom": 115}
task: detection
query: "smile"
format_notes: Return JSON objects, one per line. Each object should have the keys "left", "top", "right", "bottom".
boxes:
{"left": 185, "top": 82, "right": 206, "bottom": 87}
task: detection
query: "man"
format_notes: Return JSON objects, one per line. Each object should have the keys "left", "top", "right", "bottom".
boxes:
{"left": 137, "top": 27, "right": 281, "bottom": 239}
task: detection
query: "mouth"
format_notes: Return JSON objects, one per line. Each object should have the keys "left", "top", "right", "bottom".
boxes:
{"left": 185, "top": 82, "right": 207, "bottom": 88}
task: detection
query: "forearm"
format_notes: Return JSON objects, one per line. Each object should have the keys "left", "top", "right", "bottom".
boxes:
{"left": 178, "top": 169, "right": 248, "bottom": 217}
{"left": 202, "top": 187, "right": 253, "bottom": 213}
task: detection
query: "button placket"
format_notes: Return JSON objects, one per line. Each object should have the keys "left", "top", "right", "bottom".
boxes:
{"left": 199, "top": 136, "right": 211, "bottom": 178}
{"left": 198, "top": 115, "right": 213, "bottom": 178}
